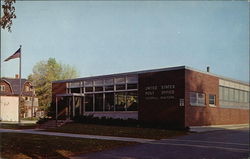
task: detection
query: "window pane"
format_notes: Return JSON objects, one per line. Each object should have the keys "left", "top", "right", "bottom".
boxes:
{"left": 104, "top": 79, "right": 114, "bottom": 85}
{"left": 229, "top": 88, "right": 234, "bottom": 102}
{"left": 85, "top": 87, "right": 93, "bottom": 92}
{"left": 116, "top": 84, "right": 125, "bottom": 90}
{"left": 94, "top": 93, "right": 103, "bottom": 111}
{"left": 95, "top": 86, "right": 103, "bottom": 92}
{"left": 239, "top": 91, "right": 244, "bottom": 102}
{"left": 219, "top": 87, "right": 223, "bottom": 100}
{"left": 115, "top": 92, "right": 126, "bottom": 111}
{"left": 105, "top": 93, "right": 114, "bottom": 111}
{"left": 84, "top": 81, "right": 93, "bottom": 86}
{"left": 71, "top": 88, "right": 80, "bottom": 93}
{"left": 209, "top": 94, "right": 215, "bottom": 105}
{"left": 126, "top": 91, "right": 138, "bottom": 111}
{"left": 198, "top": 98, "right": 205, "bottom": 105}
{"left": 105, "top": 85, "right": 114, "bottom": 91}
{"left": 85, "top": 94, "right": 93, "bottom": 112}
{"left": 94, "top": 80, "right": 103, "bottom": 86}
{"left": 127, "top": 84, "right": 138, "bottom": 89}
{"left": 190, "top": 98, "right": 196, "bottom": 104}
{"left": 198, "top": 93, "right": 204, "bottom": 98}
{"left": 127, "top": 76, "right": 138, "bottom": 83}
{"left": 115, "top": 77, "right": 125, "bottom": 84}
{"left": 224, "top": 87, "right": 229, "bottom": 101}
{"left": 70, "top": 82, "right": 81, "bottom": 87}
{"left": 243, "top": 91, "right": 248, "bottom": 103}
{"left": 234, "top": 89, "right": 239, "bottom": 102}
{"left": 190, "top": 92, "right": 196, "bottom": 98}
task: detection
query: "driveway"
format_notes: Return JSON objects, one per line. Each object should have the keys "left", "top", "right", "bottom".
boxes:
{"left": 72, "top": 128, "right": 249, "bottom": 159}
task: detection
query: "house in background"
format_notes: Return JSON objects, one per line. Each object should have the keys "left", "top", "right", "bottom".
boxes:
{"left": 0, "top": 75, "right": 40, "bottom": 121}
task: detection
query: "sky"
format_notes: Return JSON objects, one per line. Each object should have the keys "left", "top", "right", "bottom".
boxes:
{"left": 1, "top": 1, "right": 249, "bottom": 82}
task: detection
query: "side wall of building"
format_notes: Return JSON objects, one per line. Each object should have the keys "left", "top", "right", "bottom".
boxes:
{"left": 0, "top": 80, "right": 12, "bottom": 95}
{"left": 52, "top": 82, "right": 67, "bottom": 102}
{"left": 185, "top": 69, "right": 249, "bottom": 126}
{"left": 52, "top": 82, "right": 67, "bottom": 118}
{"left": 0, "top": 96, "right": 19, "bottom": 121}
{"left": 138, "top": 69, "right": 185, "bottom": 128}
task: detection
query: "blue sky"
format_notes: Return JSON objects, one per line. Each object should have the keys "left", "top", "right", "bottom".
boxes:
{"left": 1, "top": 1, "right": 249, "bottom": 82}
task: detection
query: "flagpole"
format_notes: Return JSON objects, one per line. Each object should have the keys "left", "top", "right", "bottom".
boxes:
{"left": 18, "top": 45, "right": 22, "bottom": 124}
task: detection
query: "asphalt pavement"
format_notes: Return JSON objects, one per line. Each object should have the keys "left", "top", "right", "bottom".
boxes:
{"left": 72, "top": 128, "right": 249, "bottom": 159}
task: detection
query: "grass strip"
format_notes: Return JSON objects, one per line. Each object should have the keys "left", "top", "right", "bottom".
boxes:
{"left": 45, "top": 123, "right": 187, "bottom": 140}
{"left": 0, "top": 132, "right": 134, "bottom": 159}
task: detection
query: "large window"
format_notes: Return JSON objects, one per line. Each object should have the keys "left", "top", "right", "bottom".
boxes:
{"left": 190, "top": 92, "right": 205, "bottom": 106}
{"left": 105, "top": 93, "right": 114, "bottom": 111}
{"left": 85, "top": 94, "right": 93, "bottom": 111}
{"left": 219, "top": 86, "right": 249, "bottom": 109}
{"left": 209, "top": 94, "right": 216, "bottom": 106}
{"left": 115, "top": 92, "right": 126, "bottom": 111}
{"left": 126, "top": 91, "right": 138, "bottom": 111}
{"left": 81, "top": 75, "right": 138, "bottom": 112}
{"left": 94, "top": 93, "right": 103, "bottom": 111}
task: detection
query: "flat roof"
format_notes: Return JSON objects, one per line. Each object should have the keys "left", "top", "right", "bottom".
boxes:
{"left": 52, "top": 65, "right": 249, "bottom": 86}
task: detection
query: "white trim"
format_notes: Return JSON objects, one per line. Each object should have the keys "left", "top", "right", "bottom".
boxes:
{"left": 1, "top": 79, "right": 14, "bottom": 94}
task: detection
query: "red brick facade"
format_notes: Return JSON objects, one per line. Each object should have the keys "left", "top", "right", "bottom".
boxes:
{"left": 138, "top": 69, "right": 185, "bottom": 127}
{"left": 52, "top": 82, "right": 67, "bottom": 102}
{"left": 52, "top": 67, "right": 249, "bottom": 128}
{"left": 185, "top": 69, "right": 249, "bottom": 127}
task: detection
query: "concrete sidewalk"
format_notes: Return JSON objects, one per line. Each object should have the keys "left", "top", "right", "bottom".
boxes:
{"left": 0, "top": 128, "right": 155, "bottom": 143}
{"left": 190, "top": 124, "right": 249, "bottom": 132}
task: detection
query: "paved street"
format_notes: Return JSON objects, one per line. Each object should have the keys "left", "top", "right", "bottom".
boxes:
{"left": 72, "top": 128, "right": 249, "bottom": 159}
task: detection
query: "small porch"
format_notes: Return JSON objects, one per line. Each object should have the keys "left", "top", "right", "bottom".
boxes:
{"left": 55, "top": 93, "right": 85, "bottom": 120}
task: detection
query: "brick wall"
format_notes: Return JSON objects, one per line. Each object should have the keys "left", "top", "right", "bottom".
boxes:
{"left": 185, "top": 69, "right": 249, "bottom": 126}
{"left": 52, "top": 82, "right": 67, "bottom": 102}
{"left": 138, "top": 69, "right": 185, "bottom": 127}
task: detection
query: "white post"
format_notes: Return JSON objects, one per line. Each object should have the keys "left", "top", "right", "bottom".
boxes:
{"left": 18, "top": 45, "right": 22, "bottom": 124}
{"left": 56, "top": 96, "right": 58, "bottom": 124}
{"left": 73, "top": 95, "right": 75, "bottom": 117}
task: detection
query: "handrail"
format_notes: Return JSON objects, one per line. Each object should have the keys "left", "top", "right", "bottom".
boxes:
{"left": 56, "top": 107, "right": 68, "bottom": 119}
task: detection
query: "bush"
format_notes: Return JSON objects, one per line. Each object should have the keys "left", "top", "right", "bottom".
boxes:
{"left": 36, "top": 117, "right": 51, "bottom": 124}
{"left": 73, "top": 115, "right": 187, "bottom": 130}
{"left": 73, "top": 115, "right": 139, "bottom": 127}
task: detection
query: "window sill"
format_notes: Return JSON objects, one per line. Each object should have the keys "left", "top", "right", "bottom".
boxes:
{"left": 190, "top": 104, "right": 205, "bottom": 107}
{"left": 209, "top": 104, "right": 216, "bottom": 107}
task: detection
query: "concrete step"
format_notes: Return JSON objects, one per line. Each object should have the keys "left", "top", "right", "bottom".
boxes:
{"left": 37, "top": 119, "right": 72, "bottom": 129}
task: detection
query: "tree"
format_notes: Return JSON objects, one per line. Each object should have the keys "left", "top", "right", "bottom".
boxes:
{"left": 0, "top": 0, "right": 16, "bottom": 32}
{"left": 28, "top": 58, "right": 78, "bottom": 113}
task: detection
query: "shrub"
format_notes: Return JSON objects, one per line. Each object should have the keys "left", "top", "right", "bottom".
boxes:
{"left": 36, "top": 117, "right": 51, "bottom": 124}
{"left": 72, "top": 115, "right": 187, "bottom": 130}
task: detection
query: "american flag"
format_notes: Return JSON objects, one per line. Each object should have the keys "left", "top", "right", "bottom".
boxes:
{"left": 4, "top": 48, "right": 21, "bottom": 62}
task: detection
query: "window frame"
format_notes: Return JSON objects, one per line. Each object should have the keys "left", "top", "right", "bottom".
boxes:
{"left": 189, "top": 92, "right": 205, "bottom": 106}
{"left": 0, "top": 85, "right": 5, "bottom": 92}
{"left": 209, "top": 94, "right": 216, "bottom": 107}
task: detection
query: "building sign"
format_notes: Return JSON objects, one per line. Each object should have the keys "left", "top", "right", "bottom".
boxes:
{"left": 144, "top": 84, "right": 175, "bottom": 100}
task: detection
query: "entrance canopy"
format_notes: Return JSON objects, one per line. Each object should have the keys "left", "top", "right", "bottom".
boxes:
{"left": 55, "top": 93, "right": 84, "bottom": 121}
{"left": 56, "top": 93, "right": 84, "bottom": 97}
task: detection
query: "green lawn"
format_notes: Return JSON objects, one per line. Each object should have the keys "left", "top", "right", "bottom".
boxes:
{"left": 0, "top": 132, "right": 133, "bottom": 159}
{"left": 0, "top": 123, "right": 36, "bottom": 129}
{"left": 45, "top": 123, "right": 187, "bottom": 139}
